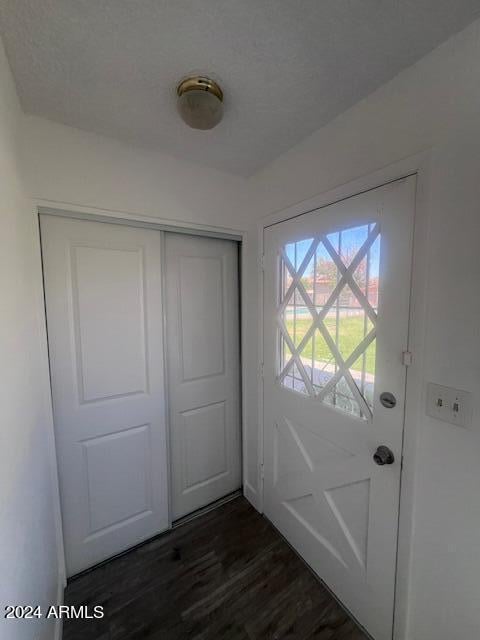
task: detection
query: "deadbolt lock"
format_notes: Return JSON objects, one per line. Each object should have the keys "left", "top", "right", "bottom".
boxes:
{"left": 380, "top": 391, "right": 396, "bottom": 409}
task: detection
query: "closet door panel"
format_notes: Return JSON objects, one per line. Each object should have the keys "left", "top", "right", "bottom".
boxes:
{"left": 41, "top": 215, "right": 169, "bottom": 575}
{"left": 165, "top": 233, "right": 241, "bottom": 519}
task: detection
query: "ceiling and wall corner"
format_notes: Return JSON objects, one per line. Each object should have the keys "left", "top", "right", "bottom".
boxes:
{"left": 247, "top": 16, "right": 480, "bottom": 212}
{"left": 1, "top": 1, "right": 480, "bottom": 176}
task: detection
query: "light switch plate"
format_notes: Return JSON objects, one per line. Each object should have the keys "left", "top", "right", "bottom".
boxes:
{"left": 426, "top": 383, "right": 472, "bottom": 428}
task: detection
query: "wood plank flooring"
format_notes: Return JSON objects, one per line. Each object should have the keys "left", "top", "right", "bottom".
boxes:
{"left": 64, "top": 497, "right": 368, "bottom": 640}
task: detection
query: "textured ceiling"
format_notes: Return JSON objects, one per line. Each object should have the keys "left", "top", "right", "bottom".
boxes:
{"left": 1, "top": 1, "right": 480, "bottom": 176}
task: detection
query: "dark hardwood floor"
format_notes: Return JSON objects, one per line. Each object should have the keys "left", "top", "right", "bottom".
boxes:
{"left": 64, "top": 497, "right": 368, "bottom": 640}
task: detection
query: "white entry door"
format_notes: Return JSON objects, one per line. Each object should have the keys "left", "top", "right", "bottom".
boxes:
{"left": 41, "top": 216, "right": 169, "bottom": 576}
{"left": 165, "top": 233, "right": 241, "bottom": 520}
{"left": 263, "top": 177, "right": 415, "bottom": 640}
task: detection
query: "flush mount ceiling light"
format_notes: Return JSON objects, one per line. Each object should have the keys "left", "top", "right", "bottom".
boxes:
{"left": 176, "top": 75, "right": 224, "bottom": 130}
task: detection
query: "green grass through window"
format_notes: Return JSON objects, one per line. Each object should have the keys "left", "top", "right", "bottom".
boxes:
{"left": 285, "top": 315, "right": 376, "bottom": 376}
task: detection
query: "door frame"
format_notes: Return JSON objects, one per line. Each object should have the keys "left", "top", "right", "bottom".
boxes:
{"left": 36, "top": 202, "right": 248, "bottom": 590}
{"left": 257, "top": 150, "right": 432, "bottom": 640}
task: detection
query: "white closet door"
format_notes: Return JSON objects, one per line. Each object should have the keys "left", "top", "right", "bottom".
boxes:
{"left": 41, "top": 216, "right": 169, "bottom": 576}
{"left": 165, "top": 233, "right": 241, "bottom": 520}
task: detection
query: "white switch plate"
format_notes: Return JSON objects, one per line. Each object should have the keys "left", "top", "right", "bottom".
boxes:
{"left": 426, "top": 383, "right": 472, "bottom": 428}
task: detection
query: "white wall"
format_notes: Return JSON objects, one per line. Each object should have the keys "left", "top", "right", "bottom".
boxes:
{"left": 21, "top": 115, "right": 247, "bottom": 229}
{"left": 247, "top": 17, "right": 480, "bottom": 640}
{"left": 405, "top": 131, "right": 480, "bottom": 640}
{"left": 0, "top": 41, "right": 62, "bottom": 640}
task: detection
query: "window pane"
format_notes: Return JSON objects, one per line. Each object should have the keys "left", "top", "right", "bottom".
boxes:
{"left": 277, "top": 224, "right": 380, "bottom": 420}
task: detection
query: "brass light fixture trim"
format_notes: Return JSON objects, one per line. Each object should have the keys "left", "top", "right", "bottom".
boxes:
{"left": 176, "top": 75, "right": 224, "bottom": 130}
{"left": 177, "top": 75, "right": 223, "bottom": 102}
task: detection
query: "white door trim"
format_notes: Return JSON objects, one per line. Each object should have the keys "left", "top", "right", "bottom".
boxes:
{"left": 37, "top": 203, "right": 243, "bottom": 241}
{"left": 35, "top": 199, "right": 248, "bottom": 576}
{"left": 257, "top": 149, "right": 431, "bottom": 640}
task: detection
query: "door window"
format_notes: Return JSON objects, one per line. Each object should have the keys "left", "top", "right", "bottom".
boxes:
{"left": 278, "top": 223, "right": 380, "bottom": 420}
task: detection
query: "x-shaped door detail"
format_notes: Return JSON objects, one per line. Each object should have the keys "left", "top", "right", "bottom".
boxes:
{"left": 277, "top": 223, "right": 380, "bottom": 420}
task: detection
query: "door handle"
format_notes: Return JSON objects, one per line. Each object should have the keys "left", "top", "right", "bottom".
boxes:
{"left": 373, "top": 445, "right": 395, "bottom": 466}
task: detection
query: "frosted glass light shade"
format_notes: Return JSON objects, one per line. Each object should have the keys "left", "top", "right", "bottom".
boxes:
{"left": 176, "top": 76, "right": 224, "bottom": 130}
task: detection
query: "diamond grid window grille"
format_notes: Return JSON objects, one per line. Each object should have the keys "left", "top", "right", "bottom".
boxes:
{"left": 277, "top": 223, "right": 380, "bottom": 420}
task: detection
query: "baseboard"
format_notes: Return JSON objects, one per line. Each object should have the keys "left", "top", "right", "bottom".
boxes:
{"left": 243, "top": 481, "right": 261, "bottom": 513}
